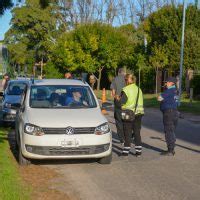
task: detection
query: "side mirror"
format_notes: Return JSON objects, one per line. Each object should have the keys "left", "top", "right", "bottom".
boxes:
{"left": 101, "top": 102, "right": 113, "bottom": 109}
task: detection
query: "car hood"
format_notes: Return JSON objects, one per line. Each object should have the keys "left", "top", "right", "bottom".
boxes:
{"left": 4, "top": 95, "right": 21, "bottom": 104}
{"left": 26, "top": 108, "right": 107, "bottom": 127}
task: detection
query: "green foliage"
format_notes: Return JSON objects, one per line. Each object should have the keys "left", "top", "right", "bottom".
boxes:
{"left": 145, "top": 5, "right": 200, "bottom": 71}
{"left": 4, "top": 0, "right": 58, "bottom": 75}
{"left": 0, "top": 0, "right": 13, "bottom": 15}
{"left": 49, "top": 23, "right": 133, "bottom": 90}
{"left": 3, "top": 3, "right": 200, "bottom": 94}
{"left": 44, "top": 62, "right": 62, "bottom": 78}
{"left": 73, "top": 23, "right": 130, "bottom": 71}
{"left": 149, "top": 45, "right": 168, "bottom": 70}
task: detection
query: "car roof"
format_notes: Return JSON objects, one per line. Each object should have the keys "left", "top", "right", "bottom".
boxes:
{"left": 32, "top": 79, "right": 88, "bottom": 86}
{"left": 9, "top": 79, "right": 31, "bottom": 84}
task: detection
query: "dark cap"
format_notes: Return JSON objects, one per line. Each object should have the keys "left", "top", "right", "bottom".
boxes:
{"left": 165, "top": 77, "right": 177, "bottom": 84}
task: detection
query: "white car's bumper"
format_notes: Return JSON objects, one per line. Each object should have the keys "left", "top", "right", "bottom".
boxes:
{"left": 21, "top": 132, "right": 112, "bottom": 159}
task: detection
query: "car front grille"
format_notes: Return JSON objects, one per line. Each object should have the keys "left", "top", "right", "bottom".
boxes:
{"left": 3, "top": 113, "right": 16, "bottom": 121}
{"left": 25, "top": 144, "right": 110, "bottom": 156}
{"left": 42, "top": 127, "right": 95, "bottom": 135}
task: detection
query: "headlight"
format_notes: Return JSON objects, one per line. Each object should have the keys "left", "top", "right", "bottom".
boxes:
{"left": 95, "top": 123, "right": 110, "bottom": 135}
{"left": 24, "top": 123, "right": 44, "bottom": 136}
{"left": 4, "top": 102, "right": 12, "bottom": 108}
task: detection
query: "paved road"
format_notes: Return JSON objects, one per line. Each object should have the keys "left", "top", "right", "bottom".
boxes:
{"left": 1, "top": 98, "right": 199, "bottom": 200}
{"left": 42, "top": 108, "right": 200, "bottom": 200}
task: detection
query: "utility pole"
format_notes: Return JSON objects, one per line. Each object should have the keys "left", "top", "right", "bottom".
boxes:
{"left": 178, "top": 0, "right": 187, "bottom": 106}
{"left": 195, "top": 0, "right": 200, "bottom": 9}
{"left": 41, "top": 57, "right": 43, "bottom": 78}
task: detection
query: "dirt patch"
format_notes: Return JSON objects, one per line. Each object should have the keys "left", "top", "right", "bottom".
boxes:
{"left": 20, "top": 165, "right": 74, "bottom": 200}
{"left": 6, "top": 130, "right": 77, "bottom": 200}
{"left": 5, "top": 130, "right": 79, "bottom": 200}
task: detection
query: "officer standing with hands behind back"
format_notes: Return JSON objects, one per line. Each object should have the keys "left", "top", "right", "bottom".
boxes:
{"left": 158, "top": 77, "right": 179, "bottom": 156}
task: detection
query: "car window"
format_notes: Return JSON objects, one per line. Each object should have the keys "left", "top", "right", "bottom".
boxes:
{"left": 7, "top": 82, "right": 27, "bottom": 95}
{"left": 30, "top": 85, "right": 97, "bottom": 109}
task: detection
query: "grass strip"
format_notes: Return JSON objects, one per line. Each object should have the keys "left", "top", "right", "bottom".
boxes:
{"left": 0, "top": 128, "right": 30, "bottom": 200}
{"left": 94, "top": 90, "right": 200, "bottom": 115}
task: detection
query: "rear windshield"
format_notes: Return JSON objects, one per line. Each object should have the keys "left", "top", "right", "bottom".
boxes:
{"left": 7, "top": 82, "right": 27, "bottom": 95}
{"left": 29, "top": 85, "right": 97, "bottom": 109}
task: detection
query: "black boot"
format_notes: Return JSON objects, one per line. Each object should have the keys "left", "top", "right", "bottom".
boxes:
{"left": 160, "top": 150, "right": 175, "bottom": 156}
{"left": 135, "top": 152, "right": 142, "bottom": 157}
{"left": 120, "top": 147, "right": 130, "bottom": 156}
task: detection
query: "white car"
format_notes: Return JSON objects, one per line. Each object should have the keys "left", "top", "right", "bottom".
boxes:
{"left": 15, "top": 79, "right": 112, "bottom": 165}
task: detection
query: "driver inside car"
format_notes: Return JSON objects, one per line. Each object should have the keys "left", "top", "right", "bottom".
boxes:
{"left": 65, "top": 89, "right": 88, "bottom": 106}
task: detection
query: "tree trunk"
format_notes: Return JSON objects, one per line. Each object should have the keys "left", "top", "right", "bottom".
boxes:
{"left": 155, "top": 67, "right": 158, "bottom": 94}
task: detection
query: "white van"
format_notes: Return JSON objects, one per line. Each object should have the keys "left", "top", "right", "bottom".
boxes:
{"left": 15, "top": 79, "right": 112, "bottom": 165}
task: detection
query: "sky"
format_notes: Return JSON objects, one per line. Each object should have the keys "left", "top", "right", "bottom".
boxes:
{"left": 0, "top": 0, "right": 198, "bottom": 41}
{"left": 0, "top": 10, "right": 12, "bottom": 40}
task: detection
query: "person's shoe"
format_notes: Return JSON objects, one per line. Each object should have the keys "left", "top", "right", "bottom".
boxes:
{"left": 160, "top": 151, "right": 175, "bottom": 156}
{"left": 135, "top": 152, "right": 142, "bottom": 157}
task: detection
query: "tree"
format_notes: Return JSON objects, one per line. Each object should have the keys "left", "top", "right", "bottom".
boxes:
{"left": 149, "top": 45, "right": 168, "bottom": 94}
{"left": 145, "top": 5, "right": 200, "bottom": 71}
{"left": 143, "top": 5, "right": 200, "bottom": 92}
{"left": 73, "top": 23, "right": 134, "bottom": 90}
{"left": 4, "top": 0, "right": 58, "bottom": 75}
{"left": 0, "top": 0, "right": 13, "bottom": 15}
{"left": 48, "top": 23, "right": 133, "bottom": 90}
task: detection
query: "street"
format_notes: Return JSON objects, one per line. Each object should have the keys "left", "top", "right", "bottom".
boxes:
{"left": 39, "top": 108, "right": 200, "bottom": 200}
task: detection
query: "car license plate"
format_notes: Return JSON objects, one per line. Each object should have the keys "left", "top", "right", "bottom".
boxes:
{"left": 60, "top": 139, "right": 79, "bottom": 147}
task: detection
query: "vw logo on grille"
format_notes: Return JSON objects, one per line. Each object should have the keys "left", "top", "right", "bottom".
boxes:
{"left": 66, "top": 127, "right": 74, "bottom": 135}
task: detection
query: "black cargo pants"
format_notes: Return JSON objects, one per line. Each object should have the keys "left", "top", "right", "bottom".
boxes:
{"left": 122, "top": 115, "right": 142, "bottom": 153}
{"left": 163, "top": 109, "right": 178, "bottom": 152}
{"left": 114, "top": 99, "right": 125, "bottom": 143}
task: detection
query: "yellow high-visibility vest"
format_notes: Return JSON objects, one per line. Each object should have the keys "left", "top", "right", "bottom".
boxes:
{"left": 122, "top": 84, "right": 144, "bottom": 115}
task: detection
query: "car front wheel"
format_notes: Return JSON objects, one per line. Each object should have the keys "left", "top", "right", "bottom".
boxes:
{"left": 98, "top": 152, "right": 112, "bottom": 164}
{"left": 18, "top": 142, "right": 31, "bottom": 166}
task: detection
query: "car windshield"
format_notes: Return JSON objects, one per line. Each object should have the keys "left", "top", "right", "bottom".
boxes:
{"left": 30, "top": 85, "right": 97, "bottom": 108}
{"left": 7, "top": 82, "right": 27, "bottom": 95}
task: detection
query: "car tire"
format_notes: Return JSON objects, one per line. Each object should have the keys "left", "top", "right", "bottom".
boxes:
{"left": 98, "top": 152, "right": 112, "bottom": 164}
{"left": 18, "top": 142, "right": 31, "bottom": 166}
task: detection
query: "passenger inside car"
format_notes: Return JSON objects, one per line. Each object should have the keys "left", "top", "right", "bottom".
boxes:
{"left": 65, "top": 89, "right": 88, "bottom": 106}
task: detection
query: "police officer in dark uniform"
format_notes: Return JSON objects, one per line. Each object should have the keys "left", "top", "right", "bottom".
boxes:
{"left": 158, "top": 77, "right": 179, "bottom": 156}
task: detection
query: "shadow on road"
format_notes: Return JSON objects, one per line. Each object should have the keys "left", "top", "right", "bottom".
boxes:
{"left": 108, "top": 106, "right": 200, "bottom": 147}
{"left": 142, "top": 108, "right": 200, "bottom": 147}
{"left": 112, "top": 131, "right": 164, "bottom": 154}
{"left": 150, "top": 136, "right": 200, "bottom": 153}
